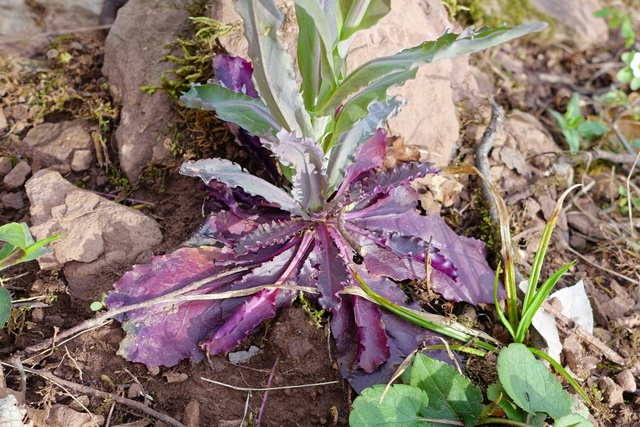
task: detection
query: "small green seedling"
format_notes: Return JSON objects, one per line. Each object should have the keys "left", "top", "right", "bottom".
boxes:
{"left": 350, "top": 346, "right": 592, "bottom": 426}
{"left": 90, "top": 292, "right": 107, "bottom": 312}
{"left": 0, "top": 222, "right": 62, "bottom": 328}
{"left": 618, "top": 185, "right": 640, "bottom": 216}
{"left": 548, "top": 94, "right": 608, "bottom": 153}
{"left": 594, "top": 8, "right": 636, "bottom": 48}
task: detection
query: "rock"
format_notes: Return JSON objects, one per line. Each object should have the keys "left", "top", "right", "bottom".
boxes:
{"left": 0, "top": 157, "right": 12, "bottom": 177}
{"left": 0, "top": 108, "right": 7, "bottom": 133}
{"left": 3, "top": 160, "right": 30, "bottom": 191}
{"left": 562, "top": 335, "right": 598, "bottom": 380}
{"left": 20, "top": 120, "right": 93, "bottom": 171}
{"left": 616, "top": 369, "right": 637, "bottom": 393}
{"left": 228, "top": 346, "right": 259, "bottom": 365}
{"left": 347, "top": 0, "right": 477, "bottom": 165}
{"left": 1, "top": 192, "right": 24, "bottom": 210}
{"left": 27, "top": 403, "right": 105, "bottom": 427}
{"left": 70, "top": 149, "right": 93, "bottom": 171}
{"left": 599, "top": 376, "right": 624, "bottom": 407}
{"left": 506, "top": 111, "right": 561, "bottom": 170}
{"left": 528, "top": 0, "right": 608, "bottom": 51}
{"left": 127, "top": 383, "right": 143, "bottom": 399}
{"left": 182, "top": 399, "right": 200, "bottom": 427}
{"left": 0, "top": 0, "right": 105, "bottom": 57}
{"left": 102, "top": 0, "right": 188, "bottom": 181}
{"left": 25, "top": 170, "right": 163, "bottom": 301}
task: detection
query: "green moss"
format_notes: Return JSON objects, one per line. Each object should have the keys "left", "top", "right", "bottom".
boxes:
{"left": 298, "top": 291, "right": 326, "bottom": 328}
{"left": 474, "top": 193, "right": 503, "bottom": 263}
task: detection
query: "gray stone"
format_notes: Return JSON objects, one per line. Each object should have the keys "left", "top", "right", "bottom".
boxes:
{"left": 0, "top": 0, "right": 105, "bottom": 56}
{"left": 71, "top": 149, "right": 93, "bottom": 171}
{"left": 3, "top": 160, "right": 30, "bottom": 191}
{"left": 25, "top": 170, "right": 163, "bottom": 301}
{"left": 528, "top": 0, "right": 608, "bottom": 51}
{"left": 599, "top": 376, "right": 624, "bottom": 407}
{"left": 1, "top": 192, "right": 24, "bottom": 210}
{"left": 0, "top": 157, "right": 12, "bottom": 177}
{"left": 616, "top": 369, "right": 637, "bottom": 393}
{"left": 21, "top": 120, "right": 93, "bottom": 170}
{"left": 102, "top": 0, "right": 188, "bottom": 181}
{"left": 506, "top": 111, "right": 561, "bottom": 170}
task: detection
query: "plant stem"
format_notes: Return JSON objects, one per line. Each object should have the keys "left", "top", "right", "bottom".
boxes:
{"left": 476, "top": 418, "right": 536, "bottom": 427}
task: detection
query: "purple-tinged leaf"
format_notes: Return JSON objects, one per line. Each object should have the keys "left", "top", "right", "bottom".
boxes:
{"left": 314, "top": 225, "right": 349, "bottom": 310}
{"left": 261, "top": 130, "right": 328, "bottom": 211}
{"left": 212, "top": 54, "right": 259, "bottom": 98}
{"left": 236, "top": 218, "right": 310, "bottom": 254}
{"left": 352, "top": 296, "right": 390, "bottom": 373}
{"left": 358, "top": 161, "right": 440, "bottom": 196}
{"left": 181, "top": 158, "right": 308, "bottom": 219}
{"left": 334, "top": 128, "right": 386, "bottom": 198}
{"left": 204, "top": 288, "right": 295, "bottom": 354}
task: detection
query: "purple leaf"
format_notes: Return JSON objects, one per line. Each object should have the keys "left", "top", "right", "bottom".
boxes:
{"left": 335, "top": 128, "right": 386, "bottom": 198}
{"left": 212, "top": 54, "right": 259, "bottom": 98}
{"left": 352, "top": 296, "right": 390, "bottom": 373}
{"left": 236, "top": 218, "right": 311, "bottom": 254}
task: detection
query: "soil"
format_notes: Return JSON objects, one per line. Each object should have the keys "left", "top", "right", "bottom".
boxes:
{"left": 2, "top": 3, "right": 640, "bottom": 427}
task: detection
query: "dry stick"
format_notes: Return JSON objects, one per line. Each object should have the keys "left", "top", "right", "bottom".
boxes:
{"left": 0, "top": 362, "right": 185, "bottom": 427}
{"left": 17, "top": 266, "right": 250, "bottom": 357}
{"left": 542, "top": 301, "right": 626, "bottom": 365}
{"left": 625, "top": 151, "right": 640, "bottom": 240}
{"left": 255, "top": 356, "right": 279, "bottom": 427}
{"left": 562, "top": 244, "right": 640, "bottom": 286}
{"left": 200, "top": 377, "right": 339, "bottom": 392}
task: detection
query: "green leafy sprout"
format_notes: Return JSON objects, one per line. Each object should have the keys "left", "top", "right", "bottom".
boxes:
{"left": 548, "top": 94, "right": 608, "bottom": 153}
{"left": 0, "top": 222, "right": 62, "bottom": 328}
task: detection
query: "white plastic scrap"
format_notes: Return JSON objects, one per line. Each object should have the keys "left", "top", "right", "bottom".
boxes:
{"left": 0, "top": 394, "right": 32, "bottom": 427}
{"left": 518, "top": 279, "right": 594, "bottom": 362}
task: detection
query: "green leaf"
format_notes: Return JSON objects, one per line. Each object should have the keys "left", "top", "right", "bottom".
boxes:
{"left": 554, "top": 414, "right": 594, "bottom": 427}
{"left": 593, "top": 8, "right": 614, "bottom": 18}
{"left": 564, "top": 94, "right": 582, "bottom": 127}
{"left": 0, "top": 287, "right": 11, "bottom": 328}
{"left": 621, "top": 18, "right": 635, "bottom": 47}
{"left": 316, "top": 22, "right": 547, "bottom": 115}
{"left": 349, "top": 384, "right": 429, "bottom": 426}
{"left": 576, "top": 120, "right": 608, "bottom": 140}
{"left": 235, "top": 0, "right": 313, "bottom": 136}
{"left": 487, "top": 383, "right": 528, "bottom": 422}
{"left": 618, "top": 67, "right": 633, "bottom": 83}
{"left": 0, "top": 222, "right": 34, "bottom": 250}
{"left": 497, "top": 344, "right": 572, "bottom": 420}
{"left": 548, "top": 109, "right": 567, "bottom": 128}
{"left": 90, "top": 301, "right": 103, "bottom": 312}
{"left": 181, "top": 84, "right": 280, "bottom": 137}
{"left": 295, "top": 0, "right": 338, "bottom": 111}
{"left": 631, "top": 77, "right": 640, "bottom": 91}
{"left": 563, "top": 128, "right": 581, "bottom": 153}
{"left": 410, "top": 354, "right": 483, "bottom": 426}
{"left": 326, "top": 96, "right": 405, "bottom": 191}
{"left": 621, "top": 51, "right": 634, "bottom": 64}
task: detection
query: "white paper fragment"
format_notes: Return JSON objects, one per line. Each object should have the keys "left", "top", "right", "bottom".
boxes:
{"left": 228, "top": 345, "right": 260, "bottom": 365}
{"left": 518, "top": 279, "right": 594, "bottom": 362}
{"left": 0, "top": 394, "right": 31, "bottom": 427}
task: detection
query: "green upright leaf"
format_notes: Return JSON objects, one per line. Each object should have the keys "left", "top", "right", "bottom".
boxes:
{"left": 295, "top": 0, "right": 338, "bottom": 110}
{"left": 486, "top": 383, "right": 528, "bottom": 423}
{"left": 497, "top": 344, "right": 572, "bottom": 420}
{"left": 409, "top": 354, "right": 483, "bottom": 427}
{"left": 350, "top": 384, "right": 429, "bottom": 427}
{"left": 617, "top": 66, "right": 634, "bottom": 83}
{"left": 235, "top": 0, "right": 313, "bottom": 136}
{"left": 0, "top": 287, "right": 11, "bottom": 328}
{"left": 181, "top": 84, "right": 280, "bottom": 137}
{"left": 337, "top": 0, "right": 391, "bottom": 41}
{"left": 554, "top": 414, "right": 594, "bottom": 427}
{"left": 316, "top": 23, "right": 547, "bottom": 115}
{"left": 0, "top": 222, "right": 33, "bottom": 250}
{"left": 563, "top": 128, "right": 581, "bottom": 153}
{"left": 564, "top": 94, "right": 582, "bottom": 128}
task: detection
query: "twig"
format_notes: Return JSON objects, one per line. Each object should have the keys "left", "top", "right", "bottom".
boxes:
{"left": 9, "top": 357, "right": 26, "bottom": 393}
{"left": 476, "top": 99, "right": 505, "bottom": 224}
{"left": 87, "top": 190, "right": 156, "bottom": 207}
{"left": 611, "top": 121, "right": 636, "bottom": 155}
{"left": 563, "top": 244, "right": 640, "bottom": 286}
{"left": 625, "top": 151, "right": 640, "bottom": 240}
{"left": 200, "top": 377, "right": 339, "bottom": 392}
{"left": 542, "top": 301, "right": 626, "bottom": 365}
{"left": 105, "top": 401, "right": 116, "bottom": 427}
{"left": 255, "top": 356, "right": 279, "bottom": 427}
{"left": 0, "top": 362, "right": 186, "bottom": 427}
{"left": 240, "top": 392, "right": 251, "bottom": 427}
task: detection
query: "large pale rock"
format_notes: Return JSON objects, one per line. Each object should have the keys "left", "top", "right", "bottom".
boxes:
{"left": 102, "top": 0, "right": 188, "bottom": 181}
{"left": 529, "top": 0, "right": 608, "bottom": 51}
{"left": 25, "top": 170, "right": 163, "bottom": 301}
{"left": 347, "top": 0, "right": 477, "bottom": 165}
{"left": 0, "top": 0, "right": 104, "bottom": 56}
{"left": 20, "top": 120, "right": 93, "bottom": 173}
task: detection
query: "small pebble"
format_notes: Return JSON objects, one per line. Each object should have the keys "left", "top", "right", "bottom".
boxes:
{"left": 182, "top": 399, "right": 200, "bottom": 427}
{"left": 599, "top": 376, "right": 624, "bottom": 407}
{"left": 31, "top": 308, "right": 44, "bottom": 323}
{"left": 2, "top": 192, "right": 24, "bottom": 210}
{"left": 127, "top": 383, "right": 143, "bottom": 399}
{"left": 46, "top": 48, "right": 59, "bottom": 59}
{"left": 3, "top": 161, "right": 31, "bottom": 191}
{"left": 616, "top": 369, "right": 637, "bottom": 392}
{"left": 0, "top": 157, "right": 11, "bottom": 177}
